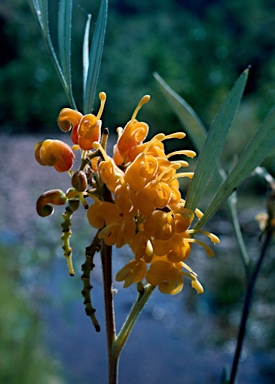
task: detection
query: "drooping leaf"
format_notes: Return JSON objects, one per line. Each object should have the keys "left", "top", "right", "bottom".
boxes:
{"left": 83, "top": 14, "right": 92, "bottom": 96}
{"left": 154, "top": 72, "right": 207, "bottom": 152}
{"left": 196, "top": 106, "right": 275, "bottom": 229}
{"left": 185, "top": 67, "right": 249, "bottom": 212}
{"left": 58, "top": 0, "right": 73, "bottom": 88}
{"left": 154, "top": 65, "right": 250, "bottom": 270}
{"left": 28, "top": 0, "right": 76, "bottom": 108}
{"left": 83, "top": 0, "right": 108, "bottom": 114}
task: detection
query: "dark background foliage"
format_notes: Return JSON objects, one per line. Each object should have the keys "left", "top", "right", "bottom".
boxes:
{"left": 0, "top": 0, "right": 274, "bottom": 134}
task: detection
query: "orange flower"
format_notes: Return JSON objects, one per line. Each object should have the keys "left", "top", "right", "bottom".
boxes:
{"left": 57, "top": 92, "right": 106, "bottom": 149}
{"left": 116, "top": 259, "right": 147, "bottom": 288}
{"left": 146, "top": 260, "right": 183, "bottom": 295}
{"left": 35, "top": 139, "right": 75, "bottom": 172}
{"left": 57, "top": 108, "right": 83, "bottom": 144}
{"left": 98, "top": 214, "right": 136, "bottom": 247}
{"left": 93, "top": 142, "right": 125, "bottom": 192}
{"left": 36, "top": 92, "right": 220, "bottom": 294}
{"left": 77, "top": 92, "right": 106, "bottom": 150}
{"left": 114, "top": 95, "right": 150, "bottom": 165}
{"left": 124, "top": 153, "right": 158, "bottom": 192}
{"left": 77, "top": 115, "right": 102, "bottom": 150}
{"left": 87, "top": 200, "right": 120, "bottom": 229}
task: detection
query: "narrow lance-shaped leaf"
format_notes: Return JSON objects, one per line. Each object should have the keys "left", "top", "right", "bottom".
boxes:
{"left": 154, "top": 71, "right": 226, "bottom": 189}
{"left": 58, "top": 0, "right": 73, "bottom": 90}
{"left": 84, "top": 0, "right": 108, "bottom": 114}
{"left": 83, "top": 14, "right": 92, "bottom": 96}
{"left": 28, "top": 0, "right": 45, "bottom": 32}
{"left": 154, "top": 72, "right": 207, "bottom": 152}
{"left": 185, "top": 67, "right": 249, "bottom": 212}
{"left": 153, "top": 70, "right": 249, "bottom": 270}
{"left": 28, "top": 0, "right": 50, "bottom": 39}
{"left": 28, "top": 0, "right": 76, "bottom": 109}
{"left": 195, "top": 106, "right": 275, "bottom": 229}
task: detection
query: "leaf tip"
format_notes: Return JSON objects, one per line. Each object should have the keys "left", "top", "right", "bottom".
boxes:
{"left": 244, "top": 65, "right": 252, "bottom": 75}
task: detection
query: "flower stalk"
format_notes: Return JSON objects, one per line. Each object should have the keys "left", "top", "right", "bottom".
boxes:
{"left": 228, "top": 229, "right": 272, "bottom": 384}
{"left": 101, "top": 239, "right": 156, "bottom": 383}
{"left": 113, "top": 284, "right": 156, "bottom": 359}
{"left": 228, "top": 187, "right": 275, "bottom": 384}
{"left": 101, "top": 242, "right": 118, "bottom": 384}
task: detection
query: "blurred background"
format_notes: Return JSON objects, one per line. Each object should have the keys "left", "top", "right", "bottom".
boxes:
{"left": 0, "top": 0, "right": 274, "bottom": 383}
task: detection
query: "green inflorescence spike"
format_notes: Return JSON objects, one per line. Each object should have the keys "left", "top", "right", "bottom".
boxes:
{"left": 61, "top": 201, "right": 80, "bottom": 276}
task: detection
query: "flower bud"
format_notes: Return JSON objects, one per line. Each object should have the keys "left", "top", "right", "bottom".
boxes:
{"left": 71, "top": 170, "right": 88, "bottom": 192}
{"left": 58, "top": 108, "right": 83, "bottom": 132}
{"left": 58, "top": 108, "right": 83, "bottom": 144}
{"left": 35, "top": 139, "right": 75, "bottom": 172}
{"left": 34, "top": 141, "right": 46, "bottom": 166}
{"left": 68, "top": 199, "right": 80, "bottom": 212}
{"left": 36, "top": 189, "right": 67, "bottom": 217}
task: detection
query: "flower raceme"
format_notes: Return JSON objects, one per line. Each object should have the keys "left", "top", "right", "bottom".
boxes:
{"left": 35, "top": 92, "right": 219, "bottom": 294}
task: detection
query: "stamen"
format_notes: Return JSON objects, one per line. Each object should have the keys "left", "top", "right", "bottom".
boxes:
{"left": 116, "top": 127, "right": 123, "bottom": 138}
{"left": 163, "top": 132, "right": 186, "bottom": 140}
{"left": 195, "top": 208, "right": 204, "bottom": 219}
{"left": 191, "top": 278, "right": 204, "bottom": 294}
{"left": 181, "top": 261, "right": 197, "bottom": 275}
{"left": 184, "top": 238, "right": 215, "bottom": 256}
{"left": 96, "top": 92, "right": 107, "bottom": 120}
{"left": 131, "top": 95, "right": 150, "bottom": 122}
{"left": 166, "top": 150, "right": 196, "bottom": 159}
{"left": 169, "top": 162, "right": 182, "bottom": 170}
{"left": 145, "top": 239, "right": 153, "bottom": 257}
{"left": 170, "top": 207, "right": 194, "bottom": 222}
{"left": 188, "top": 229, "right": 220, "bottom": 244}
{"left": 143, "top": 133, "right": 166, "bottom": 155}
{"left": 92, "top": 141, "right": 109, "bottom": 162}
{"left": 72, "top": 144, "right": 80, "bottom": 151}
{"left": 171, "top": 160, "right": 189, "bottom": 168}
{"left": 171, "top": 172, "right": 194, "bottom": 181}
{"left": 144, "top": 132, "right": 189, "bottom": 158}
{"left": 81, "top": 150, "right": 87, "bottom": 159}
{"left": 101, "top": 128, "right": 109, "bottom": 151}
{"left": 178, "top": 199, "right": 186, "bottom": 206}
{"left": 157, "top": 163, "right": 179, "bottom": 182}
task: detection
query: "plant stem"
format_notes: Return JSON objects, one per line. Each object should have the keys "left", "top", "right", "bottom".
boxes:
{"left": 112, "top": 284, "right": 156, "bottom": 360}
{"left": 229, "top": 229, "right": 272, "bottom": 384}
{"left": 101, "top": 241, "right": 118, "bottom": 384}
{"left": 227, "top": 194, "right": 250, "bottom": 281}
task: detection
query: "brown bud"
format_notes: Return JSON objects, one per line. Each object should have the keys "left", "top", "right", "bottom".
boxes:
{"left": 36, "top": 189, "right": 67, "bottom": 217}
{"left": 71, "top": 170, "right": 88, "bottom": 192}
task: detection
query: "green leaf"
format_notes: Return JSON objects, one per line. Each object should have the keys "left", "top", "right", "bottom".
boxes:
{"left": 154, "top": 72, "right": 207, "bottom": 152}
{"left": 83, "top": 0, "right": 108, "bottom": 114}
{"left": 83, "top": 14, "right": 92, "bottom": 96}
{"left": 28, "top": 0, "right": 48, "bottom": 36}
{"left": 58, "top": 0, "right": 73, "bottom": 88}
{"left": 154, "top": 71, "right": 226, "bottom": 190}
{"left": 29, "top": 0, "right": 76, "bottom": 109}
{"left": 185, "top": 67, "right": 249, "bottom": 212}
{"left": 196, "top": 106, "right": 275, "bottom": 229}
{"left": 153, "top": 70, "right": 249, "bottom": 269}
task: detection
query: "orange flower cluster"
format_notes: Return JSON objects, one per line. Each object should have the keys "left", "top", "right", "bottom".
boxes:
{"left": 35, "top": 93, "right": 219, "bottom": 295}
